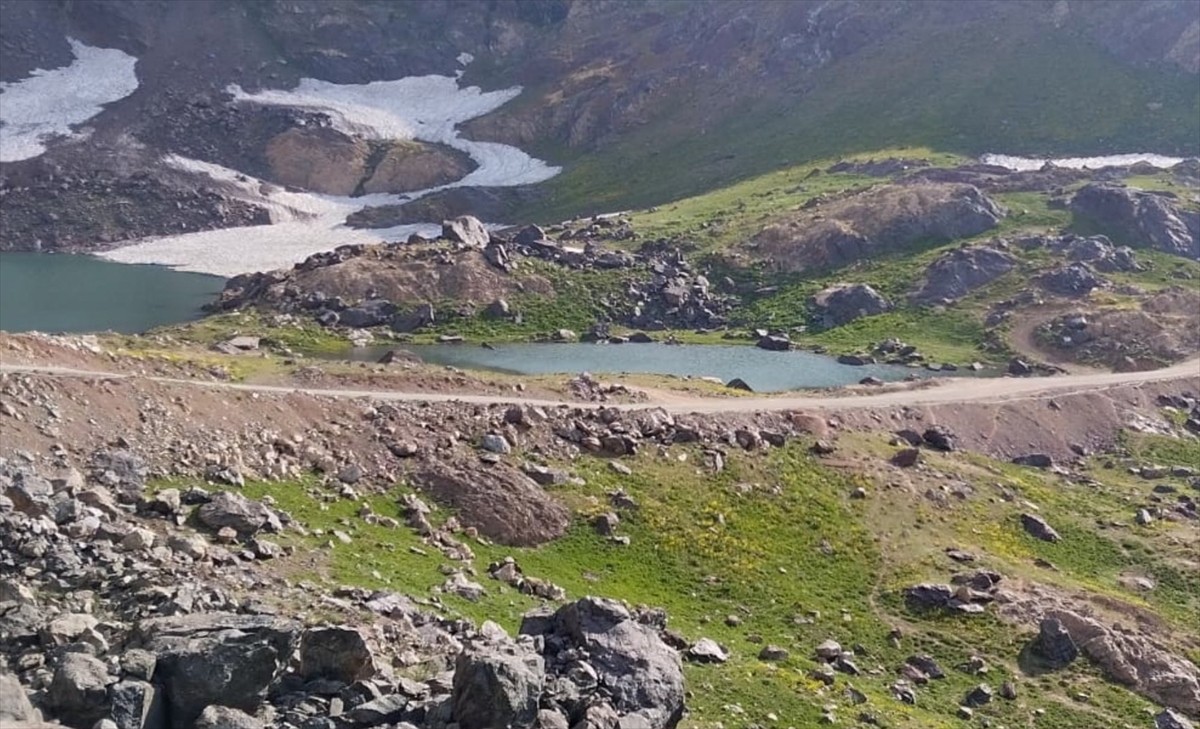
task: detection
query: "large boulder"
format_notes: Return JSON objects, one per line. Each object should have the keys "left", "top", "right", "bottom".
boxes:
{"left": 911, "top": 245, "right": 1017, "bottom": 303}
{"left": 451, "top": 642, "right": 545, "bottom": 729}
{"left": 109, "top": 680, "right": 166, "bottom": 729}
{"left": 298, "top": 626, "right": 377, "bottom": 683}
{"left": 134, "top": 613, "right": 298, "bottom": 729}
{"left": 47, "top": 653, "right": 112, "bottom": 727}
{"left": 811, "top": 283, "right": 891, "bottom": 327}
{"left": 407, "top": 463, "right": 570, "bottom": 546}
{"left": 443, "top": 215, "right": 491, "bottom": 248}
{"left": 1070, "top": 183, "right": 1200, "bottom": 260}
{"left": 196, "top": 492, "right": 282, "bottom": 537}
{"left": 1020, "top": 513, "right": 1061, "bottom": 542}
{"left": 522, "top": 597, "right": 685, "bottom": 729}
{"left": 0, "top": 671, "right": 40, "bottom": 724}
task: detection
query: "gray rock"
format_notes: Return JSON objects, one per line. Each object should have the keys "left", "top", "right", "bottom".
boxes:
{"left": 903, "top": 583, "right": 955, "bottom": 610}
{"left": 1007, "top": 357, "right": 1034, "bottom": 376}
{"left": 1012, "top": 453, "right": 1053, "bottom": 469}
{"left": 145, "top": 489, "right": 182, "bottom": 516}
{"left": 1038, "top": 263, "right": 1107, "bottom": 297}
{"left": 534, "top": 708, "right": 570, "bottom": 729}
{"left": 42, "top": 613, "right": 100, "bottom": 646}
{"left": 755, "top": 335, "right": 791, "bottom": 351}
{"left": 921, "top": 426, "right": 956, "bottom": 452}
{"left": 451, "top": 643, "right": 544, "bottom": 729}
{"left": 48, "top": 653, "right": 112, "bottom": 726}
{"left": 196, "top": 492, "right": 281, "bottom": 537}
{"left": 523, "top": 597, "right": 685, "bottom": 729}
{"left": 963, "top": 684, "right": 993, "bottom": 707}
{"left": 1157, "top": 709, "right": 1197, "bottom": 729}
{"left": 484, "top": 299, "right": 512, "bottom": 319}
{"left": 686, "top": 638, "right": 729, "bottom": 664}
{"left": 343, "top": 694, "right": 408, "bottom": 725}
{"left": 521, "top": 464, "right": 568, "bottom": 486}
{"left": 390, "top": 303, "right": 435, "bottom": 333}
{"left": 1034, "top": 617, "right": 1080, "bottom": 667}
{"left": 815, "top": 640, "right": 843, "bottom": 661}
{"left": 299, "top": 626, "right": 377, "bottom": 683}
{"left": 480, "top": 434, "right": 512, "bottom": 455}
{"left": 0, "top": 671, "right": 39, "bottom": 723}
{"left": 1021, "top": 513, "right": 1062, "bottom": 542}
{"left": 109, "top": 680, "right": 166, "bottom": 729}
{"left": 758, "top": 645, "right": 789, "bottom": 661}
{"left": 90, "top": 449, "right": 147, "bottom": 494}
{"left": 135, "top": 613, "right": 298, "bottom": 729}
{"left": 6, "top": 470, "right": 54, "bottom": 516}
{"left": 811, "top": 283, "right": 891, "bottom": 327}
{"left": 442, "top": 215, "right": 491, "bottom": 248}
{"left": 120, "top": 650, "right": 157, "bottom": 682}
{"left": 193, "top": 706, "right": 261, "bottom": 729}
{"left": 592, "top": 512, "right": 620, "bottom": 537}
{"left": 891, "top": 448, "right": 921, "bottom": 468}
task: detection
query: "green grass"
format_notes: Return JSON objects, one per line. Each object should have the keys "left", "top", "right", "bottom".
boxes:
{"left": 158, "top": 433, "right": 1200, "bottom": 727}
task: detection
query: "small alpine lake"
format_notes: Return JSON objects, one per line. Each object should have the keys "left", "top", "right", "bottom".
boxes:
{"left": 342, "top": 341, "right": 965, "bottom": 392}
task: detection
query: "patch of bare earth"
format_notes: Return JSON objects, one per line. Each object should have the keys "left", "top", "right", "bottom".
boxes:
{"left": 1029, "top": 288, "right": 1200, "bottom": 372}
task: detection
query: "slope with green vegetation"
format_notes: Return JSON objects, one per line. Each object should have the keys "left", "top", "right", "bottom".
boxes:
{"left": 158, "top": 422, "right": 1200, "bottom": 727}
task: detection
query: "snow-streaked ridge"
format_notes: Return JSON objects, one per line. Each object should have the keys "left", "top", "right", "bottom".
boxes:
{"left": 0, "top": 39, "right": 140, "bottom": 162}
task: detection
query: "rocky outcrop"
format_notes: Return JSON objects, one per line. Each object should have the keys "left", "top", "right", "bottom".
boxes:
{"left": 1070, "top": 184, "right": 1200, "bottom": 260}
{"left": 750, "top": 183, "right": 1004, "bottom": 272}
{"left": 811, "top": 283, "right": 891, "bottom": 326}
{"left": 1046, "top": 609, "right": 1200, "bottom": 715}
{"left": 451, "top": 641, "right": 544, "bottom": 729}
{"left": 1038, "top": 263, "right": 1108, "bottom": 297}
{"left": 911, "top": 245, "right": 1017, "bottom": 304}
{"left": 212, "top": 243, "right": 555, "bottom": 321}
{"left": 362, "top": 141, "right": 474, "bottom": 194}
{"left": 134, "top": 613, "right": 300, "bottom": 729}
{"left": 521, "top": 597, "right": 686, "bottom": 729}
{"left": 264, "top": 127, "right": 371, "bottom": 196}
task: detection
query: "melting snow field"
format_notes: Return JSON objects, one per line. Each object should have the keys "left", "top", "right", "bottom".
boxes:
{"left": 981, "top": 152, "right": 1187, "bottom": 172}
{"left": 0, "top": 39, "right": 139, "bottom": 163}
{"left": 103, "top": 71, "right": 560, "bottom": 276}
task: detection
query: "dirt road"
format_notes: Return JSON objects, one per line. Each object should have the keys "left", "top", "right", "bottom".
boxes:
{"left": 3, "top": 358, "right": 1197, "bottom": 413}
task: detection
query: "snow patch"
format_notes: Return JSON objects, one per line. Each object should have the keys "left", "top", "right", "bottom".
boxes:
{"left": 981, "top": 153, "right": 1187, "bottom": 172}
{"left": 0, "top": 39, "right": 139, "bottom": 162}
{"left": 229, "top": 75, "right": 558, "bottom": 188}
{"left": 104, "top": 72, "right": 559, "bottom": 276}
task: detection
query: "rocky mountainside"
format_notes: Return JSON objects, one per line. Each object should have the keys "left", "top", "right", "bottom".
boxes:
{"left": 1, "top": 0, "right": 1198, "bottom": 251}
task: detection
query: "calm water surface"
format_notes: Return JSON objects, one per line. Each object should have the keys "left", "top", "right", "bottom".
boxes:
{"left": 346, "top": 342, "right": 951, "bottom": 393}
{"left": 0, "top": 253, "right": 225, "bottom": 334}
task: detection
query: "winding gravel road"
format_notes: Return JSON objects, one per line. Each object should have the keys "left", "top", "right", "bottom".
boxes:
{"left": 2, "top": 359, "right": 1197, "bottom": 413}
